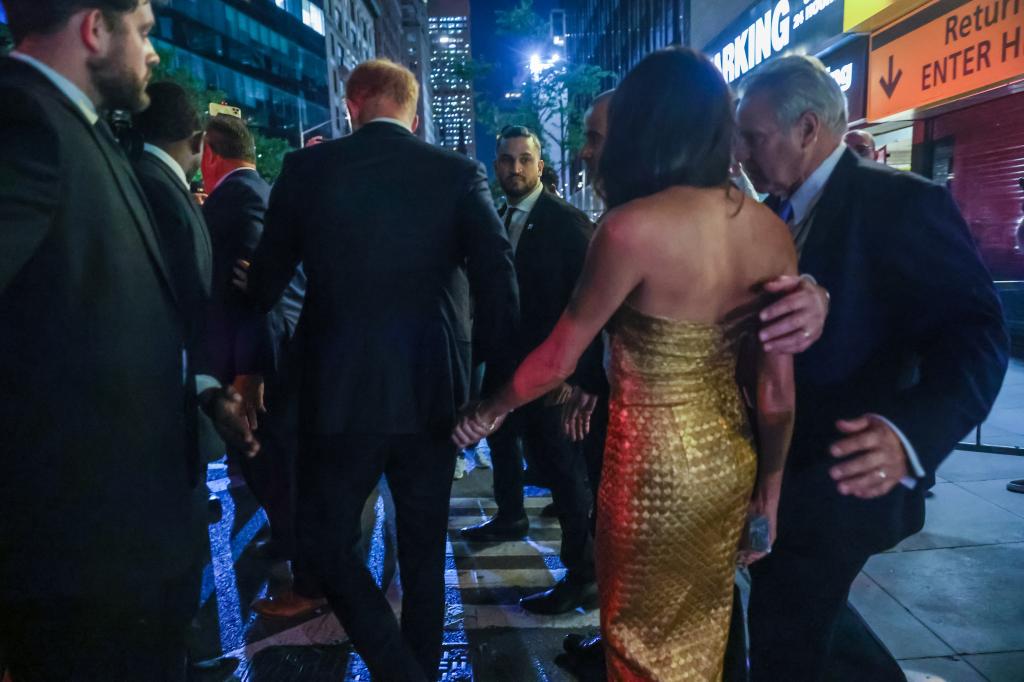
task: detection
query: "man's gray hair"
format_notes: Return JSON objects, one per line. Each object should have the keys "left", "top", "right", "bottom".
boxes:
{"left": 738, "top": 55, "right": 848, "bottom": 136}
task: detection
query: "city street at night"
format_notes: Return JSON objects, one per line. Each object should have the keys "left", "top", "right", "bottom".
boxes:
{"left": 2, "top": 0, "right": 1023, "bottom": 680}
{"left": 188, "top": 362, "right": 1024, "bottom": 681}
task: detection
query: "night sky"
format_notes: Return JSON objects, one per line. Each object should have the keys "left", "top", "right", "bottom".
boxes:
{"left": 470, "top": 0, "right": 558, "bottom": 172}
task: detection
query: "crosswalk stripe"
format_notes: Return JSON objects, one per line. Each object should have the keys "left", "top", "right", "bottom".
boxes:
{"left": 447, "top": 515, "right": 562, "bottom": 530}
{"left": 462, "top": 604, "right": 600, "bottom": 630}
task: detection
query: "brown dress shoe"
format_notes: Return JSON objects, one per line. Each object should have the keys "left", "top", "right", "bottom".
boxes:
{"left": 252, "top": 590, "right": 327, "bottom": 619}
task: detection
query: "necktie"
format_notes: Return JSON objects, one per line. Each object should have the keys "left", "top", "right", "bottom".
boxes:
{"left": 503, "top": 206, "right": 516, "bottom": 232}
{"left": 775, "top": 198, "right": 795, "bottom": 225}
{"left": 95, "top": 118, "right": 124, "bottom": 154}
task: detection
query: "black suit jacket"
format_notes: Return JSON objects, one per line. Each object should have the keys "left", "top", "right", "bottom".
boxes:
{"left": 134, "top": 153, "right": 213, "bottom": 356}
{"left": 0, "top": 58, "right": 205, "bottom": 603}
{"left": 247, "top": 121, "right": 519, "bottom": 436}
{"left": 134, "top": 151, "right": 217, "bottom": 471}
{"left": 202, "top": 169, "right": 280, "bottom": 382}
{"left": 779, "top": 150, "right": 1009, "bottom": 558}
{"left": 485, "top": 190, "right": 604, "bottom": 393}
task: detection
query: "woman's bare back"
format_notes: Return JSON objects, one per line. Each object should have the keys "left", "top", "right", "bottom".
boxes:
{"left": 616, "top": 184, "right": 798, "bottom": 325}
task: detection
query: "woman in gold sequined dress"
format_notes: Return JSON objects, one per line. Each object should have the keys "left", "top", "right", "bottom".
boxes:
{"left": 453, "top": 48, "right": 796, "bottom": 681}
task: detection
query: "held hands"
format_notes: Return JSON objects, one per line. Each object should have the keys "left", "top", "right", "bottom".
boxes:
{"left": 232, "top": 374, "right": 266, "bottom": 431}
{"left": 829, "top": 415, "right": 909, "bottom": 499}
{"left": 452, "top": 401, "right": 507, "bottom": 449}
{"left": 204, "top": 386, "right": 260, "bottom": 458}
{"left": 543, "top": 382, "right": 574, "bottom": 407}
{"left": 759, "top": 275, "right": 829, "bottom": 354}
{"left": 233, "top": 259, "right": 251, "bottom": 293}
{"left": 561, "top": 386, "right": 599, "bottom": 442}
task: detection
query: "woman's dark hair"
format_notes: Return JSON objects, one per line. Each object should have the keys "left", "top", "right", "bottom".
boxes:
{"left": 599, "top": 47, "right": 735, "bottom": 209}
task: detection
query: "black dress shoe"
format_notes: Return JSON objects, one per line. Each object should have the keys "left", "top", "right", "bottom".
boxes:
{"left": 207, "top": 495, "right": 222, "bottom": 524}
{"left": 520, "top": 577, "right": 598, "bottom": 615}
{"left": 251, "top": 539, "right": 288, "bottom": 561}
{"left": 460, "top": 514, "right": 529, "bottom": 542}
{"left": 564, "top": 632, "right": 605, "bottom": 665}
{"left": 188, "top": 655, "right": 239, "bottom": 681}
{"left": 1008, "top": 479, "right": 1024, "bottom": 494}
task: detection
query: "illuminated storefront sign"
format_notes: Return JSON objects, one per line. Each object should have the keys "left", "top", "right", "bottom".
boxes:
{"left": 820, "top": 34, "right": 870, "bottom": 120}
{"left": 867, "top": 0, "right": 1024, "bottom": 120}
{"left": 706, "top": 0, "right": 847, "bottom": 83}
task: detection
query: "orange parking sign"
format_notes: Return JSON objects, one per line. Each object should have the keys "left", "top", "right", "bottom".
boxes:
{"left": 867, "top": 0, "right": 1024, "bottom": 121}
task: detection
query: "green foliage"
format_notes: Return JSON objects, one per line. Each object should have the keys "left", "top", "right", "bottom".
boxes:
{"left": 483, "top": 2, "right": 614, "bottom": 171}
{"left": 152, "top": 46, "right": 294, "bottom": 184}
{"left": 495, "top": 0, "right": 549, "bottom": 42}
{"left": 152, "top": 47, "right": 229, "bottom": 115}
{"left": 451, "top": 57, "right": 492, "bottom": 84}
{"left": 539, "top": 63, "right": 615, "bottom": 157}
{"left": 252, "top": 134, "right": 291, "bottom": 185}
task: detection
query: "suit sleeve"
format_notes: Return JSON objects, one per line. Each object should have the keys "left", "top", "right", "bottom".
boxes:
{"left": 564, "top": 212, "right": 607, "bottom": 394}
{"left": 248, "top": 153, "right": 303, "bottom": 316}
{"left": 227, "top": 182, "right": 277, "bottom": 377}
{"left": 456, "top": 161, "right": 520, "bottom": 369}
{"left": 878, "top": 183, "right": 1009, "bottom": 477}
{"left": 0, "top": 90, "right": 60, "bottom": 294}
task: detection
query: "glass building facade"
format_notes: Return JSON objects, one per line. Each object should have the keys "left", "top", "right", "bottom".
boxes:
{"left": 429, "top": 2, "right": 475, "bottom": 158}
{"left": 153, "top": 0, "right": 330, "bottom": 144}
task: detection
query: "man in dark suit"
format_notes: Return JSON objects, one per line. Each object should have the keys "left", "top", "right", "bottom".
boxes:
{"left": 132, "top": 77, "right": 246, "bottom": 680}
{"left": 459, "top": 126, "right": 603, "bottom": 615}
{"left": 201, "top": 113, "right": 305, "bottom": 563}
{"left": 0, "top": 2, "right": 255, "bottom": 679}
{"left": 239, "top": 59, "right": 519, "bottom": 681}
{"left": 133, "top": 80, "right": 216, "bottom": 457}
{"left": 735, "top": 55, "right": 1009, "bottom": 681}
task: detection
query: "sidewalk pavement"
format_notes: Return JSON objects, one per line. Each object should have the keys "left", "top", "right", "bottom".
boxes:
{"left": 850, "top": 359, "right": 1024, "bottom": 682}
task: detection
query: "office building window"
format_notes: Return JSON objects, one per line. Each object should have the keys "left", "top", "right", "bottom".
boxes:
{"left": 302, "top": 0, "right": 325, "bottom": 35}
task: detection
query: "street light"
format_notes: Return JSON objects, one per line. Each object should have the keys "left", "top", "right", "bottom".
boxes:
{"left": 300, "top": 119, "right": 332, "bottom": 147}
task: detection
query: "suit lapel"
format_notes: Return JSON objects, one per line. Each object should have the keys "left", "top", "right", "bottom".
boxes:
{"left": 798, "top": 150, "right": 858, "bottom": 276}
{"left": 149, "top": 156, "right": 214, "bottom": 296}
{"left": 88, "top": 118, "right": 179, "bottom": 307}
{"left": 7, "top": 61, "right": 178, "bottom": 306}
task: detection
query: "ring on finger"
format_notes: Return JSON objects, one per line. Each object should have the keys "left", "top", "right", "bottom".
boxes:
{"left": 876, "top": 469, "right": 887, "bottom": 480}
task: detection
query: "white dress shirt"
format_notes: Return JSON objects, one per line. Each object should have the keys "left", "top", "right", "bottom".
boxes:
{"left": 9, "top": 51, "right": 99, "bottom": 125}
{"left": 788, "top": 143, "right": 926, "bottom": 485}
{"left": 143, "top": 143, "right": 190, "bottom": 189}
{"left": 787, "top": 142, "right": 847, "bottom": 225}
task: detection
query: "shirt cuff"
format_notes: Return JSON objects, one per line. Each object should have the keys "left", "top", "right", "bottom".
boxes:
{"left": 195, "top": 374, "right": 221, "bottom": 396}
{"left": 869, "top": 413, "right": 926, "bottom": 490}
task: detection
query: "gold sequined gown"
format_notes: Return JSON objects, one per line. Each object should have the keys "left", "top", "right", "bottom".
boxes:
{"left": 598, "top": 305, "right": 757, "bottom": 681}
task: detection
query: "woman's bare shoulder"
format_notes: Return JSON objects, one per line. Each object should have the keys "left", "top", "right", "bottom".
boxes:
{"left": 736, "top": 197, "right": 797, "bottom": 270}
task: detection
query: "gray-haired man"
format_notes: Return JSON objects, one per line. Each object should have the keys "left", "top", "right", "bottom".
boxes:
{"left": 735, "top": 55, "right": 1007, "bottom": 681}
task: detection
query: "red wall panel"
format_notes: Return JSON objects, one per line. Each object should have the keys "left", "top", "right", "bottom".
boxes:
{"left": 928, "top": 92, "right": 1024, "bottom": 280}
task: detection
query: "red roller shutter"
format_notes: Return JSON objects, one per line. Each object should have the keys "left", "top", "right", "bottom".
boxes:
{"left": 929, "top": 92, "right": 1024, "bottom": 280}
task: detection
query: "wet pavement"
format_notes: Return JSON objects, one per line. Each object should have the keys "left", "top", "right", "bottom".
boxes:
{"left": 196, "top": 451, "right": 588, "bottom": 681}
{"left": 193, "top": 361, "right": 1024, "bottom": 681}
